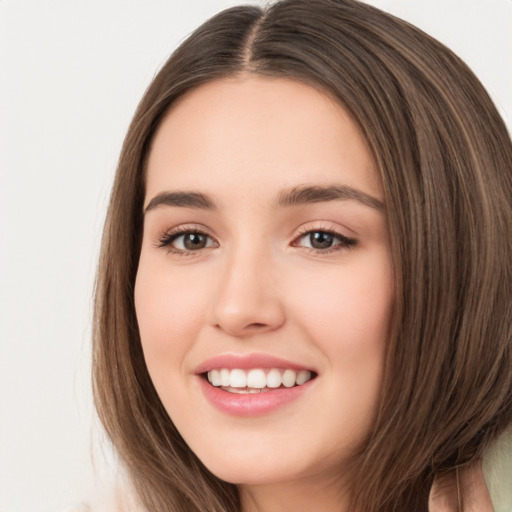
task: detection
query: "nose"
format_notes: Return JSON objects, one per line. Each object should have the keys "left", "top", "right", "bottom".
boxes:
{"left": 210, "top": 248, "right": 286, "bottom": 338}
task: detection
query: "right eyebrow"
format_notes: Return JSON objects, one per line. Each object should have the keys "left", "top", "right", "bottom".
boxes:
{"left": 144, "top": 191, "right": 216, "bottom": 213}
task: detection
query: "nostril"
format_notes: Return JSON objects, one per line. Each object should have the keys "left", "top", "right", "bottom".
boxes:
{"left": 248, "top": 322, "right": 267, "bottom": 329}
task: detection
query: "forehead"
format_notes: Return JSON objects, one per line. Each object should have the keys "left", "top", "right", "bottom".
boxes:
{"left": 145, "top": 76, "right": 381, "bottom": 203}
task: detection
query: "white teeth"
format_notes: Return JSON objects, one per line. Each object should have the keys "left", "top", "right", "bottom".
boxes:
{"left": 220, "top": 368, "right": 230, "bottom": 387}
{"left": 206, "top": 368, "right": 313, "bottom": 390}
{"left": 266, "top": 368, "right": 282, "bottom": 388}
{"left": 296, "top": 370, "right": 311, "bottom": 385}
{"left": 229, "top": 369, "right": 247, "bottom": 388}
{"left": 224, "top": 387, "right": 263, "bottom": 394}
{"left": 282, "top": 369, "right": 296, "bottom": 388}
{"left": 246, "top": 369, "right": 267, "bottom": 388}
{"left": 209, "top": 369, "right": 221, "bottom": 386}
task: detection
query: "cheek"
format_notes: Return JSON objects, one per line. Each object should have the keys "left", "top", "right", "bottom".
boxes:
{"left": 292, "top": 257, "right": 393, "bottom": 345}
{"left": 289, "top": 255, "right": 393, "bottom": 393}
{"left": 134, "top": 259, "right": 210, "bottom": 382}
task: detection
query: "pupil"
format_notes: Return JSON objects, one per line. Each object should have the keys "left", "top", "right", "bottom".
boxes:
{"left": 184, "top": 233, "right": 206, "bottom": 250}
{"left": 310, "top": 231, "right": 333, "bottom": 249}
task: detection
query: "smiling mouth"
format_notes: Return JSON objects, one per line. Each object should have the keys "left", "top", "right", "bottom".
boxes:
{"left": 204, "top": 368, "right": 316, "bottom": 394}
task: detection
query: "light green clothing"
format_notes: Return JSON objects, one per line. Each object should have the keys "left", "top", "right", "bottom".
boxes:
{"left": 484, "top": 429, "right": 512, "bottom": 512}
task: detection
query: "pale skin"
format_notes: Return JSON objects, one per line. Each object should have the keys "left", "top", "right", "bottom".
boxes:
{"left": 133, "top": 76, "right": 492, "bottom": 511}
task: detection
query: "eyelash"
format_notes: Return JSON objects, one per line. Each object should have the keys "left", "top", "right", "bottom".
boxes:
{"left": 156, "top": 226, "right": 218, "bottom": 255}
{"left": 292, "top": 226, "right": 357, "bottom": 254}
{"left": 156, "top": 226, "right": 357, "bottom": 256}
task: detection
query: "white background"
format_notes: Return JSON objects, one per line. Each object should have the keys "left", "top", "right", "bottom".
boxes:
{"left": 1, "top": 1, "right": 511, "bottom": 510}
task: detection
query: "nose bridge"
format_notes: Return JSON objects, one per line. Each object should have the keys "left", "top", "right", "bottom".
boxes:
{"left": 211, "top": 237, "right": 285, "bottom": 337}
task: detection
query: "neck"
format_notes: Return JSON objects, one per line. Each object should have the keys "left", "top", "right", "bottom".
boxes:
{"left": 239, "top": 473, "right": 352, "bottom": 512}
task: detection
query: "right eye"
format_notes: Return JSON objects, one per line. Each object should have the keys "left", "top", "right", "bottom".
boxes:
{"left": 158, "top": 230, "right": 218, "bottom": 253}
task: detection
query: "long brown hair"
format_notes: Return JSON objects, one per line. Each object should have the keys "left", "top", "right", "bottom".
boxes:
{"left": 92, "top": 1, "right": 512, "bottom": 510}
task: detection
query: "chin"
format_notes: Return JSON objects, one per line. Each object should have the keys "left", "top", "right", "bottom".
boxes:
{"left": 204, "top": 457, "right": 309, "bottom": 486}
{"left": 186, "top": 427, "right": 349, "bottom": 488}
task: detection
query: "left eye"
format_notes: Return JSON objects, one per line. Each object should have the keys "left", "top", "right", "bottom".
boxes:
{"left": 295, "top": 230, "right": 356, "bottom": 251}
{"left": 164, "top": 231, "right": 217, "bottom": 252}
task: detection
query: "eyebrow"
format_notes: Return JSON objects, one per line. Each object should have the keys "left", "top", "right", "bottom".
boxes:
{"left": 144, "top": 184, "right": 385, "bottom": 214}
{"left": 144, "top": 191, "right": 215, "bottom": 213}
{"left": 277, "top": 185, "right": 385, "bottom": 211}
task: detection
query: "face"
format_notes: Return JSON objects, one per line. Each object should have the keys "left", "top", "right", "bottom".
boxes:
{"left": 135, "top": 76, "right": 393, "bottom": 491}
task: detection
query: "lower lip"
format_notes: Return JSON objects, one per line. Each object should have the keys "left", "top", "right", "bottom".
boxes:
{"left": 198, "top": 377, "right": 313, "bottom": 417}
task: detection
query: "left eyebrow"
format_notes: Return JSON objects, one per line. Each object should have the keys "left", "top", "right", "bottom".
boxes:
{"left": 277, "top": 185, "right": 385, "bottom": 211}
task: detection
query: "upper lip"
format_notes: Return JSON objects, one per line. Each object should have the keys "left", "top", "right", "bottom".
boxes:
{"left": 194, "top": 353, "right": 316, "bottom": 375}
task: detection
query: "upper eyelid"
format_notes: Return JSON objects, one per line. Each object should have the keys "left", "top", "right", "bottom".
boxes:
{"left": 154, "top": 222, "right": 357, "bottom": 247}
{"left": 155, "top": 224, "right": 217, "bottom": 248}
{"left": 293, "top": 221, "right": 356, "bottom": 238}
{"left": 293, "top": 228, "right": 356, "bottom": 244}
{"left": 158, "top": 223, "right": 214, "bottom": 238}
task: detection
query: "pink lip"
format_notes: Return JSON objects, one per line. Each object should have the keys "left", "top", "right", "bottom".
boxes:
{"left": 198, "top": 376, "right": 315, "bottom": 417}
{"left": 194, "top": 353, "right": 315, "bottom": 374}
{"left": 194, "top": 353, "right": 317, "bottom": 417}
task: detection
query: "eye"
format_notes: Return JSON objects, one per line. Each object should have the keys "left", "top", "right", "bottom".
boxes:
{"left": 158, "top": 229, "right": 218, "bottom": 253}
{"left": 293, "top": 229, "right": 357, "bottom": 252}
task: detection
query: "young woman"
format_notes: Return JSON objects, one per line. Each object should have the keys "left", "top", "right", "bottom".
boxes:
{"left": 92, "top": 0, "right": 512, "bottom": 510}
